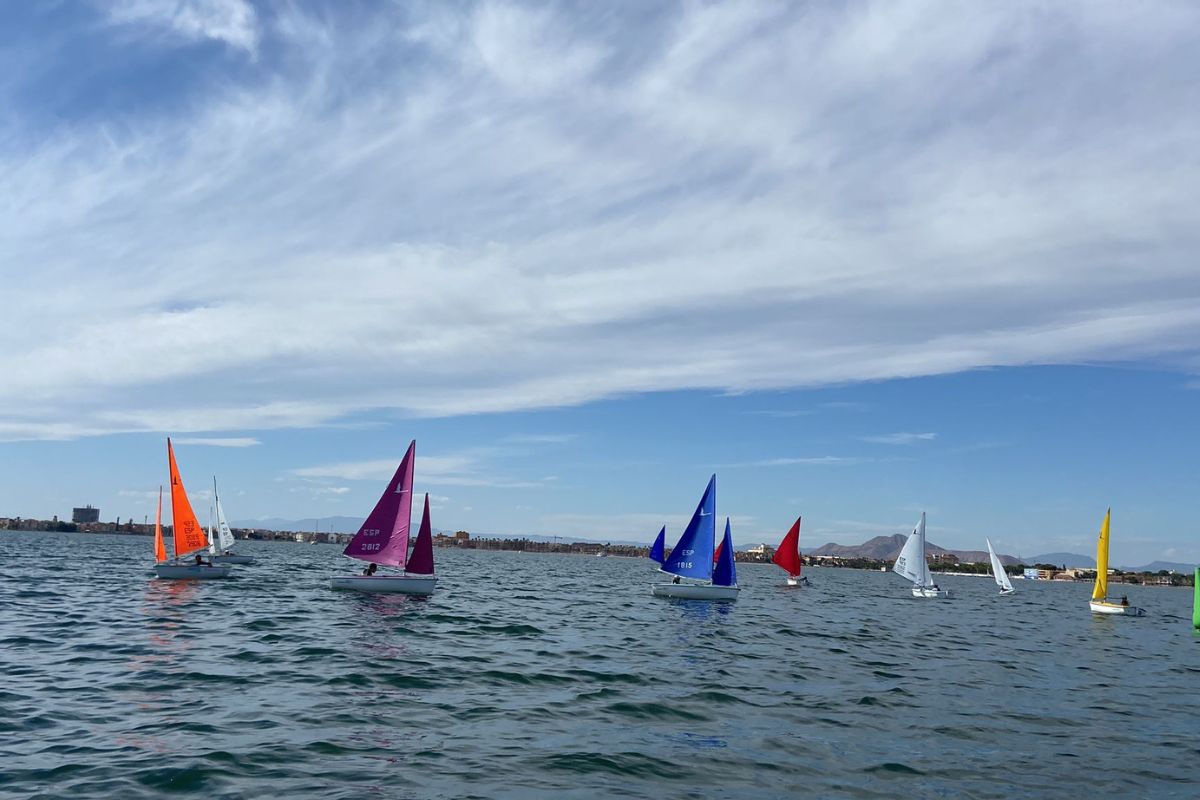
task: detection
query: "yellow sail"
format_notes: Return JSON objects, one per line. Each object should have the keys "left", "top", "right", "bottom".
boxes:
{"left": 1091, "top": 508, "right": 1110, "bottom": 601}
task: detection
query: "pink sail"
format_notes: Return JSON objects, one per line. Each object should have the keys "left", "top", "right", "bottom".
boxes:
{"left": 342, "top": 440, "right": 415, "bottom": 567}
{"left": 405, "top": 493, "right": 435, "bottom": 575}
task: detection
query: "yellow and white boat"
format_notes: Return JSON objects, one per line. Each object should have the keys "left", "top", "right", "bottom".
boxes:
{"left": 1088, "top": 508, "right": 1144, "bottom": 616}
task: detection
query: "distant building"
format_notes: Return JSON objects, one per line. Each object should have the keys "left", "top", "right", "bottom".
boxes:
{"left": 1023, "top": 568, "right": 1041, "bottom": 580}
{"left": 72, "top": 505, "right": 100, "bottom": 524}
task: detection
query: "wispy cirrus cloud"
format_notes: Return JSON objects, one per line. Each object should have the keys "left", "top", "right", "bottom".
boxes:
{"left": 861, "top": 432, "right": 937, "bottom": 445}
{"left": 1, "top": 2, "right": 1199, "bottom": 440}
{"left": 290, "top": 452, "right": 548, "bottom": 489}
{"left": 101, "top": 0, "right": 259, "bottom": 53}
{"left": 172, "top": 437, "right": 261, "bottom": 447}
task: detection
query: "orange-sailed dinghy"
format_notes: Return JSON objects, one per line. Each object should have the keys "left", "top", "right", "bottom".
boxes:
{"left": 153, "top": 438, "right": 232, "bottom": 580}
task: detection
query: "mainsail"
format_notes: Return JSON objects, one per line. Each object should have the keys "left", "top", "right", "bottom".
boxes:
{"left": 212, "top": 478, "right": 236, "bottom": 551}
{"left": 713, "top": 518, "right": 737, "bottom": 587}
{"left": 661, "top": 474, "right": 716, "bottom": 580}
{"left": 404, "top": 493, "right": 436, "bottom": 575}
{"left": 1092, "top": 509, "right": 1110, "bottom": 601}
{"left": 167, "top": 439, "right": 211, "bottom": 560}
{"left": 772, "top": 516, "right": 802, "bottom": 577}
{"left": 893, "top": 512, "right": 932, "bottom": 588}
{"left": 343, "top": 440, "right": 416, "bottom": 567}
{"left": 986, "top": 538, "right": 1014, "bottom": 593}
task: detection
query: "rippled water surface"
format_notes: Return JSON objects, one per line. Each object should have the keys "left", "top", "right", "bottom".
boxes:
{"left": 2, "top": 531, "right": 1197, "bottom": 799}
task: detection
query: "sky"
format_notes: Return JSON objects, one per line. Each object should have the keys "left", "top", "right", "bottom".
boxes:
{"left": 1, "top": 1, "right": 1198, "bottom": 566}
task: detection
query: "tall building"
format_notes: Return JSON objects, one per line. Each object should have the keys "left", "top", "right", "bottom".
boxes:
{"left": 72, "top": 505, "right": 100, "bottom": 524}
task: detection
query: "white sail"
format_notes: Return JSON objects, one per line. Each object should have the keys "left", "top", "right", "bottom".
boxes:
{"left": 893, "top": 513, "right": 931, "bottom": 587}
{"left": 986, "top": 538, "right": 1014, "bottom": 592}
{"left": 212, "top": 477, "right": 237, "bottom": 551}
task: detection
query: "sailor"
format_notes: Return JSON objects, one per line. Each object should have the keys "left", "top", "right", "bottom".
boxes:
{"left": 362, "top": 563, "right": 378, "bottom": 576}
{"left": 194, "top": 554, "right": 212, "bottom": 567}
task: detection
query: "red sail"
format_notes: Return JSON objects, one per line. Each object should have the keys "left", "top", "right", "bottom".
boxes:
{"left": 772, "top": 516, "right": 802, "bottom": 577}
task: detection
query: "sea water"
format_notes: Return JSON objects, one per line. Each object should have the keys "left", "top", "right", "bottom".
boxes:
{"left": 1, "top": 531, "right": 1197, "bottom": 799}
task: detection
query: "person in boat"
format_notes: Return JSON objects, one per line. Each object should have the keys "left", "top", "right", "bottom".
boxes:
{"left": 362, "top": 563, "right": 378, "bottom": 576}
{"left": 672, "top": 575, "right": 681, "bottom": 584}
{"left": 1121, "top": 595, "right": 1129, "bottom": 606}
{"left": 194, "top": 554, "right": 213, "bottom": 567}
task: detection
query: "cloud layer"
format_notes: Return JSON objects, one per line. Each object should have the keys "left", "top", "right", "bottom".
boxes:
{"left": 3, "top": 1, "right": 1199, "bottom": 440}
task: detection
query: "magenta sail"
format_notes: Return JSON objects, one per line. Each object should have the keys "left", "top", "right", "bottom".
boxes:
{"left": 405, "top": 493, "right": 435, "bottom": 575}
{"left": 342, "top": 440, "right": 415, "bottom": 567}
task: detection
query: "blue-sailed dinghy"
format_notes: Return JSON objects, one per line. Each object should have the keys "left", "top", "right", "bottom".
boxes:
{"left": 651, "top": 475, "right": 740, "bottom": 601}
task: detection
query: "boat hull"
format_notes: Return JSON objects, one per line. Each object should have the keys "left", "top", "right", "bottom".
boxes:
{"left": 212, "top": 554, "right": 255, "bottom": 565}
{"left": 154, "top": 563, "right": 233, "bottom": 580}
{"left": 330, "top": 575, "right": 437, "bottom": 595}
{"left": 999, "top": 588, "right": 1015, "bottom": 596}
{"left": 651, "top": 583, "right": 740, "bottom": 601}
{"left": 1089, "top": 600, "right": 1145, "bottom": 616}
{"left": 911, "top": 585, "right": 950, "bottom": 598}
{"left": 785, "top": 576, "right": 809, "bottom": 586}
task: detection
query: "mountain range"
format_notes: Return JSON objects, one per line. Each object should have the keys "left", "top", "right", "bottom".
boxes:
{"left": 807, "top": 533, "right": 1023, "bottom": 566}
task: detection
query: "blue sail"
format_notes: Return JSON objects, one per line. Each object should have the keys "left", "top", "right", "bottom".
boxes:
{"left": 662, "top": 475, "right": 716, "bottom": 580}
{"left": 648, "top": 526, "right": 665, "bottom": 564}
{"left": 713, "top": 518, "right": 737, "bottom": 587}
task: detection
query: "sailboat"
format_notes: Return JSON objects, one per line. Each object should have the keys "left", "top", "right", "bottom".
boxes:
{"left": 154, "top": 439, "right": 232, "bottom": 579}
{"left": 985, "top": 538, "right": 1014, "bottom": 596}
{"left": 892, "top": 512, "right": 948, "bottom": 598}
{"left": 208, "top": 477, "right": 254, "bottom": 565}
{"left": 651, "top": 475, "right": 739, "bottom": 601}
{"left": 1088, "top": 509, "right": 1143, "bottom": 616}
{"left": 330, "top": 440, "right": 437, "bottom": 594}
{"left": 773, "top": 516, "right": 808, "bottom": 586}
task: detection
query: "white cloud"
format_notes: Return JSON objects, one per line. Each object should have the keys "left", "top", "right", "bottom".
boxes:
{"left": 2, "top": 2, "right": 1200, "bottom": 439}
{"left": 103, "top": 0, "right": 259, "bottom": 53}
{"left": 861, "top": 432, "right": 938, "bottom": 445}
{"left": 290, "top": 451, "right": 547, "bottom": 488}
{"left": 172, "top": 437, "right": 261, "bottom": 447}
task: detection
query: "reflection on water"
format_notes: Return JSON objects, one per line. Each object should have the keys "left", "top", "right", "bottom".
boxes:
{"left": 0, "top": 531, "right": 1197, "bottom": 800}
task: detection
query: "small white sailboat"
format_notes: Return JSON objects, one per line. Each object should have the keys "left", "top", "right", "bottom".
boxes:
{"left": 1088, "top": 508, "right": 1144, "bottom": 616}
{"left": 208, "top": 477, "right": 254, "bottom": 565}
{"left": 986, "top": 538, "right": 1014, "bottom": 596}
{"left": 651, "top": 475, "right": 739, "bottom": 601}
{"left": 330, "top": 440, "right": 437, "bottom": 595}
{"left": 892, "top": 512, "right": 948, "bottom": 598}
{"left": 155, "top": 439, "right": 232, "bottom": 580}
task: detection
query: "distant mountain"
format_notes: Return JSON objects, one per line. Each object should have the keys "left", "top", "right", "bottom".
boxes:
{"left": 1119, "top": 560, "right": 1195, "bottom": 574}
{"left": 1028, "top": 552, "right": 1095, "bottom": 568}
{"left": 809, "top": 534, "right": 1022, "bottom": 565}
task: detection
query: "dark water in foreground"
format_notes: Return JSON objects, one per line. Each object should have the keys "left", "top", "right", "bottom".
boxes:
{"left": 1, "top": 531, "right": 1197, "bottom": 799}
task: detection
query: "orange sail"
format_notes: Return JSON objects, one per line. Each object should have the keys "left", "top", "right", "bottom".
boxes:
{"left": 772, "top": 516, "right": 803, "bottom": 577}
{"left": 167, "top": 439, "right": 210, "bottom": 560}
{"left": 153, "top": 485, "right": 167, "bottom": 563}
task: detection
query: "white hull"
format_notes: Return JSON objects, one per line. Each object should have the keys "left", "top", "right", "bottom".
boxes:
{"left": 1089, "top": 600, "right": 1145, "bottom": 616}
{"left": 911, "top": 585, "right": 950, "bottom": 598}
{"left": 330, "top": 574, "right": 437, "bottom": 595}
{"left": 999, "top": 588, "right": 1015, "bottom": 596}
{"left": 651, "top": 583, "right": 740, "bottom": 601}
{"left": 154, "top": 563, "right": 233, "bottom": 580}
{"left": 212, "top": 554, "right": 255, "bottom": 565}
{"left": 785, "top": 576, "right": 809, "bottom": 586}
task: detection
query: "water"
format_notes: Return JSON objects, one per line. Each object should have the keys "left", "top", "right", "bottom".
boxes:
{"left": 1, "top": 531, "right": 1197, "bottom": 799}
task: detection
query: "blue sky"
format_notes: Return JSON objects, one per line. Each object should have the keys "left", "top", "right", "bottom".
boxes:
{"left": 1, "top": 2, "right": 1198, "bottom": 565}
